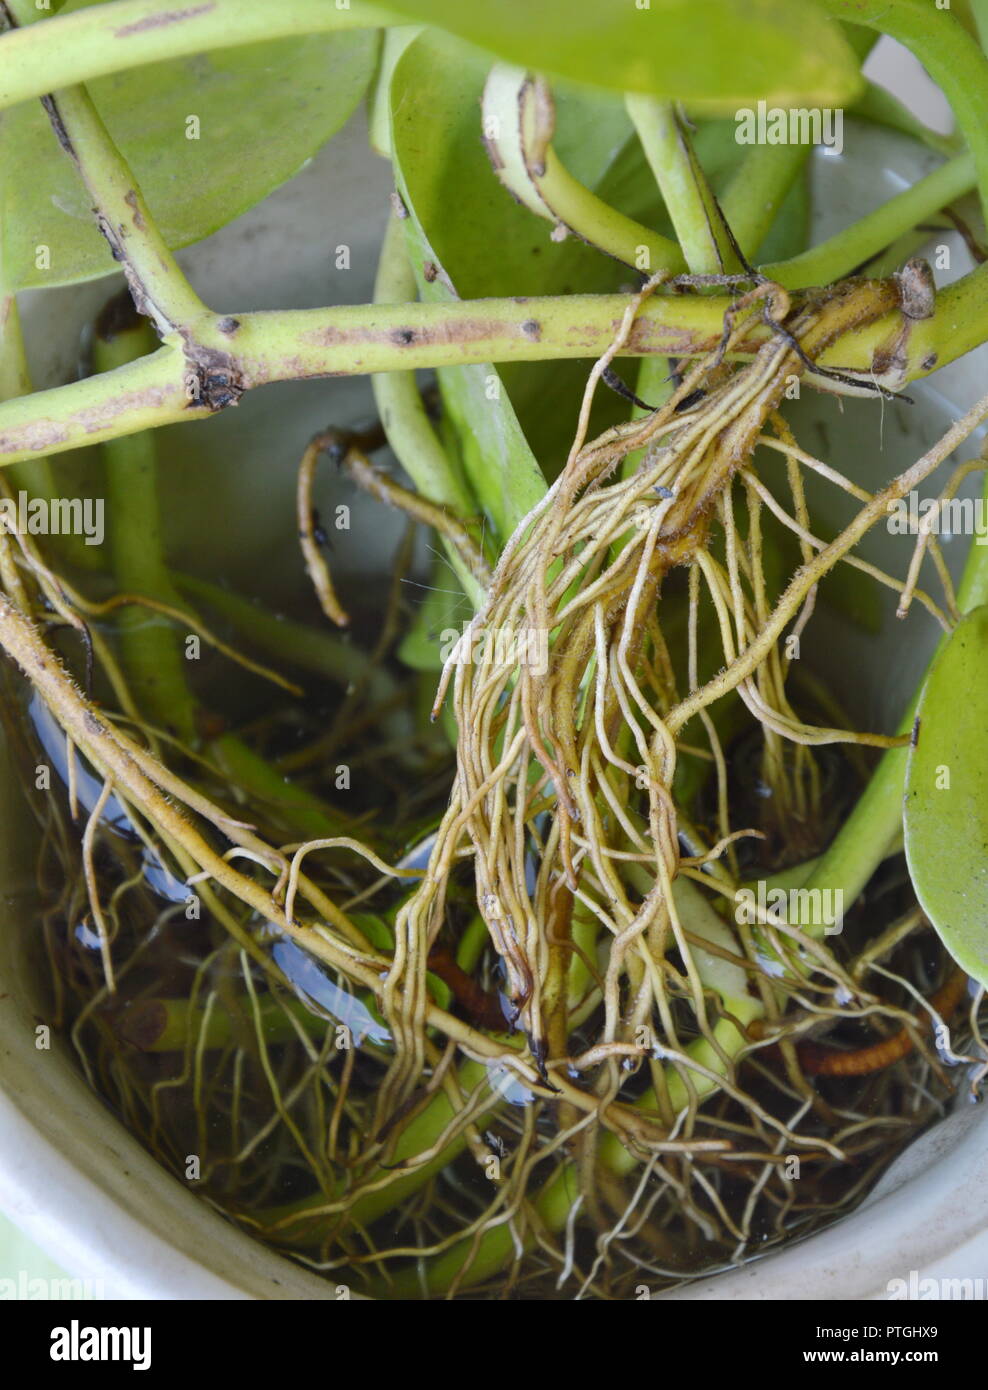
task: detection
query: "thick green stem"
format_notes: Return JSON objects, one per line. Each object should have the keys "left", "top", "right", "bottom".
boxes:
{"left": 371, "top": 216, "right": 475, "bottom": 521}
{"left": 207, "top": 734, "right": 350, "bottom": 839}
{"left": 372, "top": 1162, "right": 574, "bottom": 1299}
{"left": 371, "top": 211, "right": 486, "bottom": 608}
{"left": 249, "top": 1059, "right": 499, "bottom": 1250}
{"left": 0, "top": 294, "right": 56, "bottom": 504}
{"left": 820, "top": 0, "right": 988, "bottom": 219}
{"left": 5, "top": 266, "right": 988, "bottom": 467}
{"left": 94, "top": 314, "right": 198, "bottom": 743}
{"left": 4, "top": 0, "right": 207, "bottom": 339}
{"left": 117, "top": 992, "right": 326, "bottom": 1051}
{"left": 762, "top": 152, "right": 976, "bottom": 288}
{"left": 97, "top": 325, "right": 352, "bottom": 827}
{"left": 483, "top": 67, "right": 683, "bottom": 277}
{"left": 175, "top": 572, "right": 390, "bottom": 696}
{"left": 626, "top": 97, "right": 739, "bottom": 276}
{"left": 0, "top": 297, "right": 28, "bottom": 403}
{"left": 0, "top": 0, "right": 393, "bottom": 110}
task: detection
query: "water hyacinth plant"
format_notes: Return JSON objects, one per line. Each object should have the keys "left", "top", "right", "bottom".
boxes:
{"left": 2, "top": 0, "right": 988, "bottom": 1300}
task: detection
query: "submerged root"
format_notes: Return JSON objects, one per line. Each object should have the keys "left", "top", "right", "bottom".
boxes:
{"left": 3, "top": 269, "right": 988, "bottom": 1297}
{"left": 378, "top": 273, "right": 921, "bottom": 1117}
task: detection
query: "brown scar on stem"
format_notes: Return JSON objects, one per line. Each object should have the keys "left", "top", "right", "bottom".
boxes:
{"left": 869, "top": 347, "right": 898, "bottom": 377}
{"left": 623, "top": 320, "right": 729, "bottom": 357}
{"left": 865, "top": 259, "right": 938, "bottom": 386}
{"left": 114, "top": 4, "right": 216, "bottom": 38}
{"left": 39, "top": 94, "right": 75, "bottom": 158}
{"left": 124, "top": 189, "right": 145, "bottom": 231}
{"left": 91, "top": 214, "right": 163, "bottom": 329}
{"left": 0, "top": 421, "right": 70, "bottom": 454}
{"left": 894, "top": 258, "right": 937, "bottom": 321}
{"left": 182, "top": 345, "right": 244, "bottom": 411}
{"left": 308, "top": 316, "right": 518, "bottom": 351}
{"left": 423, "top": 261, "right": 458, "bottom": 296}
{"left": 94, "top": 214, "right": 127, "bottom": 265}
{"left": 84, "top": 386, "right": 182, "bottom": 423}
{"left": 279, "top": 319, "right": 730, "bottom": 379}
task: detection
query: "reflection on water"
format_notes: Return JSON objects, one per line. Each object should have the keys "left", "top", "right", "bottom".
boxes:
{"left": 270, "top": 934, "right": 391, "bottom": 1048}
{"left": 29, "top": 692, "right": 131, "bottom": 835}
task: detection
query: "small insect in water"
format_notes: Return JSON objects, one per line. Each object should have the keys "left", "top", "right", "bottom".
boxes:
{"left": 484, "top": 1131, "right": 508, "bottom": 1160}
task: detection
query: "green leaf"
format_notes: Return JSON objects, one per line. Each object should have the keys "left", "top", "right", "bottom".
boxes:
{"left": 390, "top": 31, "right": 635, "bottom": 302}
{"left": 367, "top": 25, "right": 423, "bottom": 158}
{"left": 390, "top": 31, "right": 552, "bottom": 541}
{"left": 904, "top": 604, "right": 988, "bottom": 987}
{"left": 1, "top": 26, "right": 378, "bottom": 290}
{"left": 381, "top": 0, "right": 862, "bottom": 111}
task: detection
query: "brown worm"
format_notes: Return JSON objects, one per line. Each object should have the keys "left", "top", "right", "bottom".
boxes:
{"left": 426, "top": 945, "right": 508, "bottom": 1033}
{"left": 797, "top": 967, "right": 968, "bottom": 1077}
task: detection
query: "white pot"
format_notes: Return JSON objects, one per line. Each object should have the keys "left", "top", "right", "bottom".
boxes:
{"left": 1, "top": 114, "right": 985, "bottom": 1300}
